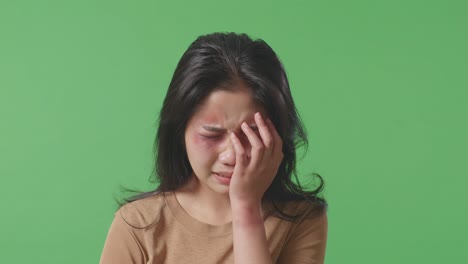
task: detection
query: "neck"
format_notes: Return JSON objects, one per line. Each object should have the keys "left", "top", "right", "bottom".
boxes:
{"left": 175, "top": 175, "right": 232, "bottom": 225}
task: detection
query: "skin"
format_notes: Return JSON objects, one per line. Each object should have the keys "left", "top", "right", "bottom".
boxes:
{"left": 176, "top": 83, "right": 283, "bottom": 263}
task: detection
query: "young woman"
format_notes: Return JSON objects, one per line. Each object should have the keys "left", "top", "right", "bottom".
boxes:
{"left": 100, "top": 32, "right": 328, "bottom": 264}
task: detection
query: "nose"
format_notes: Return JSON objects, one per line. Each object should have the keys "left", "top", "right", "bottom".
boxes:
{"left": 218, "top": 137, "right": 236, "bottom": 166}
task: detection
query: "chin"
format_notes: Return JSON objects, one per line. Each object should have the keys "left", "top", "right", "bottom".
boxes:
{"left": 208, "top": 182, "right": 230, "bottom": 195}
{"left": 211, "top": 185, "right": 230, "bottom": 195}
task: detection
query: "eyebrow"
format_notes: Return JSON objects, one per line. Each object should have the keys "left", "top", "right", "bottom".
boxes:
{"left": 202, "top": 124, "right": 258, "bottom": 132}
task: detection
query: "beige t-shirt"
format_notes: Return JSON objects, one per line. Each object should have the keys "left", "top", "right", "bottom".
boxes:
{"left": 99, "top": 192, "right": 327, "bottom": 264}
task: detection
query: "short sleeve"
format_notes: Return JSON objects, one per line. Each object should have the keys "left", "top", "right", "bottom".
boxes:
{"left": 99, "top": 210, "right": 147, "bottom": 264}
{"left": 277, "top": 209, "right": 328, "bottom": 264}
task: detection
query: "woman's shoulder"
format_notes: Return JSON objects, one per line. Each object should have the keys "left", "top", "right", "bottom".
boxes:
{"left": 268, "top": 197, "right": 327, "bottom": 221}
{"left": 117, "top": 192, "right": 168, "bottom": 229}
{"left": 271, "top": 198, "right": 328, "bottom": 237}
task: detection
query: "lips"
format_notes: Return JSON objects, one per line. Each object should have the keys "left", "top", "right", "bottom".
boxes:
{"left": 215, "top": 172, "right": 233, "bottom": 178}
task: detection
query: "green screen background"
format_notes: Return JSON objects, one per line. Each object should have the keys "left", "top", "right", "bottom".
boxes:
{"left": 1, "top": 0, "right": 467, "bottom": 263}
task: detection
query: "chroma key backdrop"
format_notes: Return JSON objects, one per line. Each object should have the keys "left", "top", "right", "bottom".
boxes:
{"left": 0, "top": 0, "right": 467, "bottom": 263}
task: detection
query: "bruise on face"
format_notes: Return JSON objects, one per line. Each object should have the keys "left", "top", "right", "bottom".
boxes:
{"left": 186, "top": 88, "right": 266, "bottom": 150}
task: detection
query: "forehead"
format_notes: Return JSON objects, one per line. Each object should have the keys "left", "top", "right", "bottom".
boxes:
{"left": 189, "top": 87, "right": 265, "bottom": 126}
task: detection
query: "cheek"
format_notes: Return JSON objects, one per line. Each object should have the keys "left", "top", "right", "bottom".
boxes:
{"left": 187, "top": 135, "right": 220, "bottom": 162}
{"left": 192, "top": 135, "right": 219, "bottom": 149}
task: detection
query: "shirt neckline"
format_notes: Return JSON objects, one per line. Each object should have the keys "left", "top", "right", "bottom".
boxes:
{"left": 163, "top": 191, "right": 275, "bottom": 238}
{"left": 163, "top": 191, "right": 234, "bottom": 237}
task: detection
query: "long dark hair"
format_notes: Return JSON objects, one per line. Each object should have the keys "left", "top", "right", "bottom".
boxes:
{"left": 124, "top": 32, "right": 326, "bottom": 220}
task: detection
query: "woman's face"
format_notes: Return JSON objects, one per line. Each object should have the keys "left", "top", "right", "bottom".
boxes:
{"left": 184, "top": 85, "right": 266, "bottom": 195}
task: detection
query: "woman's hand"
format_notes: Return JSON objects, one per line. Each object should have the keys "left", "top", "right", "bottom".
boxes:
{"left": 229, "top": 112, "right": 283, "bottom": 207}
{"left": 229, "top": 112, "right": 281, "bottom": 264}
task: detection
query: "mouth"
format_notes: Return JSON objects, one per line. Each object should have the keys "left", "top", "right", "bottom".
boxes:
{"left": 214, "top": 172, "right": 233, "bottom": 178}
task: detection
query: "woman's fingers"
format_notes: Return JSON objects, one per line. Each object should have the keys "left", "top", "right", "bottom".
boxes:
{"left": 254, "top": 112, "right": 274, "bottom": 151}
{"left": 240, "top": 121, "right": 263, "bottom": 164}
{"left": 265, "top": 118, "right": 283, "bottom": 158}
{"left": 233, "top": 113, "right": 282, "bottom": 170}
{"left": 230, "top": 132, "right": 247, "bottom": 168}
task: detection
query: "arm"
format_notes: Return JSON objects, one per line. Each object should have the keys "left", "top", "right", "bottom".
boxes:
{"left": 229, "top": 112, "right": 283, "bottom": 264}
{"left": 231, "top": 202, "right": 272, "bottom": 264}
{"left": 99, "top": 211, "right": 146, "bottom": 264}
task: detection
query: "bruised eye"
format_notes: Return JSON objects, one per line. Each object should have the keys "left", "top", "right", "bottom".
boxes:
{"left": 200, "top": 134, "right": 223, "bottom": 140}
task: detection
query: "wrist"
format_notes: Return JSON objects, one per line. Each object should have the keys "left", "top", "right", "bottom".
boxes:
{"left": 231, "top": 201, "right": 263, "bottom": 226}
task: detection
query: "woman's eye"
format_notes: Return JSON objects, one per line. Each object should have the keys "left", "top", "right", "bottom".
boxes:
{"left": 201, "top": 134, "right": 222, "bottom": 140}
